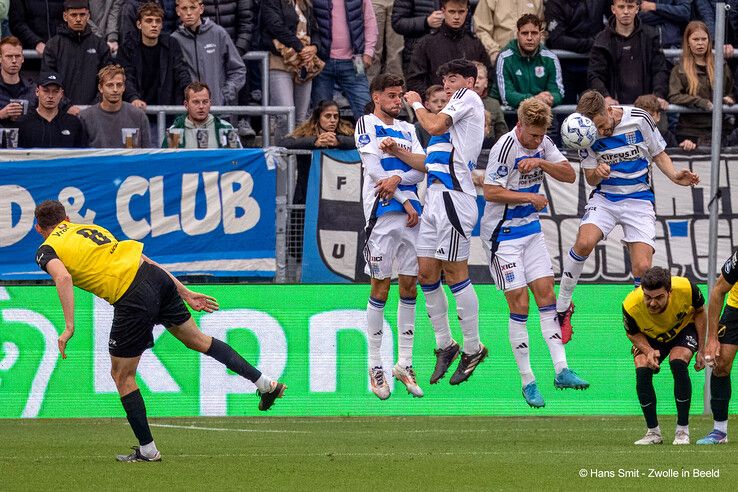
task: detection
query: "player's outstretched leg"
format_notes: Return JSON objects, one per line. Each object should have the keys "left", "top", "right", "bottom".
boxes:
{"left": 697, "top": 373, "right": 731, "bottom": 444}
{"left": 670, "top": 359, "right": 691, "bottom": 445}
{"left": 634, "top": 366, "right": 662, "bottom": 445}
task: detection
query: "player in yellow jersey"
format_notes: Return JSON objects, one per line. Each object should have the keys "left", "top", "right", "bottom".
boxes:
{"left": 622, "top": 266, "right": 707, "bottom": 446}
{"left": 34, "top": 200, "right": 286, "bottom": 462}
{"left": 695, "top": 249, "right": 737, "bottom": 445}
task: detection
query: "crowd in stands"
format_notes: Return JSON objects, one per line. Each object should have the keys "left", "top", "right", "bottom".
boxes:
{"left": 1, "top": 0, "right": 738, "bottom": 152}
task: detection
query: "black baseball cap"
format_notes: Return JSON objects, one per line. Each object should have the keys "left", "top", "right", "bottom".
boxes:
{"left": 63, "top": 0, "right": 90, "bottom": 10}
{"left": 38, "top": 73, "right": 64, "bottom": 89}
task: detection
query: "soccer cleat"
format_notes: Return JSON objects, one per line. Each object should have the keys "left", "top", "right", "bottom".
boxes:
{"left": 369, "top": 366, "right": 390, "bottom": 400}
{"left": 696, "top": 430, "right": 728, "bottom": 445}
{"left": 258, "top": 381, "right": 287, "bottom": 411}
{"left": 522, "top": 382, "right": 545, "bottom": 408}
{"left": 449, "top": 344, "right": 489, "bottom": 385}
{"left": 673, "top": 430, "right": 690, "bottom": 445}
{"left": 557, "top": 303, "right": 575, "bottom": 344}
{"left": 554, "top": 368, "right": 590, "bottom": 390}
{"left": 634, "top": 430, "right": 663, "bottom": 445}
{"left": 392, "top": 364, "right": 424, "bottom": 397}
{"left": 116, "top": 446, "right": 161, "bottom": 462}
{"left": 430, "top": 341, "right": 460, "bottom": 384}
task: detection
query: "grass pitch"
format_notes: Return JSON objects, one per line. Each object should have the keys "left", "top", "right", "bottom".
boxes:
{"left": 0, "top": 415, "right": 734, "bottom": 490}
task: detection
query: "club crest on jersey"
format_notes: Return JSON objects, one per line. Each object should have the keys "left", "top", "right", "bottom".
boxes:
{"left": 358, "top": 134, "right": 370, "bottom": 147}
{"left": 535, "top": 66, "right": 545, "bottom": 78}
{"left": 626, "top": 131, "right": 637, "bottom": 145}
{"left": 496, "top": 165, "right": 508, "bottom": 177}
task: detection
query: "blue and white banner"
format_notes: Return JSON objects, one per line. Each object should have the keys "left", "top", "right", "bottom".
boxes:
{"left": 0, "top": 149, "right": 276, "bottom": 279}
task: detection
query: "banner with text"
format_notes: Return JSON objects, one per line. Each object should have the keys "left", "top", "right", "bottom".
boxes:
{"left": 0, "top": 149, "right": 276, "bottom": 279}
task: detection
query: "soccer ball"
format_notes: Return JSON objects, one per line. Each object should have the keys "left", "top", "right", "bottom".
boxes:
{"left": 560, "top": 113, "right": 598, "bottom": 150}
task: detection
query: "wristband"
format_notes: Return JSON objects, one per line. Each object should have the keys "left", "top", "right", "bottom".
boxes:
{"left": 411, "top": 102, "right": 425, "bottom": 112}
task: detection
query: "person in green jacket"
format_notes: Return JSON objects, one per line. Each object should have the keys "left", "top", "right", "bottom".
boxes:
{"left": 493, "top": 13, "right": 564, "bottom": 109}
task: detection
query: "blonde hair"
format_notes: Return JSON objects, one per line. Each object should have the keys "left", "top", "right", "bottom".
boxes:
{"left": 681, "top": 21, "right": 714, "bottom": 97}
{"left": 576, "top": 90, "right": 607, "bottom": 120}
{"left": 98, "top": 64, "right": 126, "bottom": 85}
{"left": 517, "top": 98, "right": 552, "bottom": 128}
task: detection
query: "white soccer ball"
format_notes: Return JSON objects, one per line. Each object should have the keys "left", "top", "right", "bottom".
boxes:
{"left": 560, "top": 113, "right": 598, "bottom": 150}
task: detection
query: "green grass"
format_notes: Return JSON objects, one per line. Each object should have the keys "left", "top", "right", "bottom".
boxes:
{"left": 0, "top": 416, "right": 733, "bottom": 490}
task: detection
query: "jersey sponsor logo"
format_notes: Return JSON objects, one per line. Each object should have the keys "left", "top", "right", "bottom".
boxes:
{"left": 370, "top": 255, "right": 383, "bottom": 262}
{"left": 496, "top": 165, "right": 508, "bottom": 177}
{"left": 535, "top": 66, "right": 545, "bottom": 78}
{"left": 599, "top": 147, "right": 642, "bottom": 164}
{"left": 500, "top": 262, "right": 516, "bottom": 271}
{"left": 357, "top": 134, "right": 370, "bottom": 147}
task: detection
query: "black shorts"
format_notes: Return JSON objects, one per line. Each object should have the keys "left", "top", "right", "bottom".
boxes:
{"left": 631, "top": 324, "right": 699, "bottom": 364}
{"left": 718, "top": 305, "right": 738, "bottom": 346}
{"left": 108, "top": 262, "right": 191, "bottom": 358}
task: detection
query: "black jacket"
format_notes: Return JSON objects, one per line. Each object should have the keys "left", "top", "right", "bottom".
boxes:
{"left": 118, "top": 34, "right": 192, "bottom": 105}
{"left": 406, "top": 23, "right": 491, "bottom": 96}
{"left": 391, "top": 0, "right": 439, "bottom": 68}
{"left": 204, "top": 0, "right": 258, "bottom": 54}
{"left": 8, "top": 0, "right": 65, "bottom": 48}
{"left": 259, "top": 0, "right": 319, "bottom": 55}
{"left": 16, "top": 109, "right": 87, "bottom": 148}
{"left": 587, "top": 16, "right": 669, "bottom": 101}
{"left": 118, "top": 0, "right": 180, "bottom": 47}
{"left": 545, "top": 0, "right": 609, "bottom": 54}
{"left": 0, "top": 77, "right": 38, "bottom": 127}
{"left": 41, "top": 24, "right": 112, "bottom": 105}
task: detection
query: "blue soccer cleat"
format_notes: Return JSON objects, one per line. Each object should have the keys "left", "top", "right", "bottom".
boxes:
{"left": 554, "top": 368, "right": 590, "bottom": 390}
{"left": 696, "top": 430, "right": 728, "bottom": 445}
{"left": 522, "top": 382, "right": 545, "bottom": 408}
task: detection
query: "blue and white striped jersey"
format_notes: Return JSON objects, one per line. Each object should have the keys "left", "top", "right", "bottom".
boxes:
{"left": 355, "top": 113, "right": 425, "bottom": 221}
{"left": 425, "top": 87, "right": 485, "bottom": 197}
{"left": 579, "top": 106, "right": 666, "bottom": 203}
{"left": 481, "top": 129, "right": 566, "bottom": 243}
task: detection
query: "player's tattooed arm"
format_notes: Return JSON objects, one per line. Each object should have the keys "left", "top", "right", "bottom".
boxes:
{"left": 483, "top": 184, "right": 548, "bottom": 211}
{"left": 652, "top": 151, "right": 700, "bottom": 186}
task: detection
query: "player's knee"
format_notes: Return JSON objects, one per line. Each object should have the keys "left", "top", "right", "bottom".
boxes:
{"left": 417, "top": 270, "right": 439, "bottom": 286}
{"left": 110, "top": 367, "right": 134, "bottom": 389}
{"left": 713, "top": 362, "right": 732, "bottom": 378}
{"left": 631, "top": 258, "right": 651, "bottom": 277}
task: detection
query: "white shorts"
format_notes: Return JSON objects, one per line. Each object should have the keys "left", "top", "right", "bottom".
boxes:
{"left": 483, "top": 232, "right": 553, "bottom": 292}
{"left": 416, "top": 186, "right": 478, "bottom": 262}
{"left": 364, "top": 213, "right": 419, "bottom": 279}
{"left": 581, "top": 194, "right": 656, "bottom": 248}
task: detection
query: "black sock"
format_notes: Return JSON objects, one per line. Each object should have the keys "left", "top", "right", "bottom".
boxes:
{"left": 120, "top": 389, "right": 153, "bottom": 446}
{"left": 670, "top": 359, "right": 691, "bottom": 426}
{"left": 636, "top": 367, "right": 659, "bottom": 429}
{"left": 206, "top": 338, "right": 262, "bottom": 382}
{"left": 711, "top": 374, "right": 732, "bottom": 422}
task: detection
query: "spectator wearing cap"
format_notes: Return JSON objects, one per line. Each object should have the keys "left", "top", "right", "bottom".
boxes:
{"left": 16, "top": 73, "right": 87, "bottom": 148}
{"left": 80, "top": 64, "right": 152, "bottom": 148}
{"left": 41, "top": 0, "right": 112, "bottom": 106}
{"left": 9, "top": 0, "right": 65, "bottom": 55}
{"left": 0, "top": 36, "right": 37, "bottom": 127}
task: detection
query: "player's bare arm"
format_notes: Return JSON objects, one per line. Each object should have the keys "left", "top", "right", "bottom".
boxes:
{"left": 627, "top": 332, "right": 660, "bottom": 370}
{"left": 705, "top": 275, "right": 731, "bottom": 364}
{"left": 652, "top": 151, "right": 700, "bottom": 186}
{"left": 693, "top": 305, "right": 709, "bottom": 371}
{"left": 402, "top": 201, "right": 419, "bottom": 228}
{"left": 379, "top": 138, "right": 426, "bottom": 170}
{"left": 141, "top": 255, "right": 219, "bottom": 313}
{"left": 46, "top": 258, "right": 75, "bottom": 359}
{"left": 404, "top": 91, "right": 453, "bottom": 136}
{"left": 519, "top": 158, "right": 575, "bottom": 183}
{"left": 484, "top": 184, "right": 548, "bottom": 211}
{"left": 583, "top": 161, "right": 611, "bottom": 186}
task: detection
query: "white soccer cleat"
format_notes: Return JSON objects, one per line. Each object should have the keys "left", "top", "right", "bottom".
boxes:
{"left": 634, "top": 429, "right": 663, "bottom": 445}
{"left": 392, "top": 364, "right": 424, "bottom": 398}
{"left": 673, "top": 430, "right": 690, "bottom": 445}
{"left": 369, "top": 366, "right": 390, "bottom": 400}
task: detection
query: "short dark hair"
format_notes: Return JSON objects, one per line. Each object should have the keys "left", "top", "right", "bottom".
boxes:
{"left": 437, "top": 58, "right": 477, "bottom": 81}
{"left": 641, "top": 267, "right": 672, "bottom": 292}
{"left": 138, "top": 1, "right": 165, "bottom": 21}
{"left": 35, "top": 200, "right": 67, "bottom": 230}
{"left": 613, "top": 0, "right": 640, "bottom": 4}
{"left": 370, "top": 73, "right": 405, "bottom": 94}
{"left": 185, "top": 81, "right": 211, "bottom": 100}
{"left": 517, "top": 14, "right": 543, "bottom": 31}
{"left": 440, "top": 0, "right": 469, "bottom": 7}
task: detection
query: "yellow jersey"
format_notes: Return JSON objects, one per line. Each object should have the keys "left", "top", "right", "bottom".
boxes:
{"left": 622, "top": 276, "right": 704, "bottom": 343}
{"left": 721, "top": 249, "right": 738, "bottom": 308}
{"left": 36, "top": 221, "right": 143, "bottom": 304}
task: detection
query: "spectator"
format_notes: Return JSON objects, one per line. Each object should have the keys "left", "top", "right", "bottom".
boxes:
{"left": 414, "top": 84, "right": 447, "bottom": 147}
{"left": 634, "top": 94, "right": 679, "bottom": 147}
{"left": 163, "top": 81, "right": 241, "bottom": 148}
{"left": 41, "top": 0, "right": 112, "bottom": 106}
{"left": 260, "top": 0, "right": 320, "bottom": 136}
{"left": 668, "top": 20, "right": 734, "bottom": 150}
{"left": 694, "top": 0, "right": 738, "bottom": 58}
{"left": 1, "top": 1, "right": 9, "bottom": 38}
{"left": 16, "top": 73, "right": 86, "bottom": 148}
{"left": 171, "top": 0, "right": 246, "bottom": 106}
{"left": 201, "top": 0, "right": 256, "bottom": 56}
{"left": 8, "top": 0, "right": 65, "bottom": 54}
{"left": 471, "top": 60, "right": 507, "bottom": 145}
{"left": 0, "top": 36, "right": 37, "bottom": 127}
{"left": 391, "top": 0, "right": 442, "bottom": 74}
{"left": 544, "top": 0, "right": 609, "bottom": 104}
{"left": 89, "top": 0, "right": 123, "bottom": 54}
{"left": 406, "top": 0, "right": 490, "bottom": 96}
{"left": 79, "top": 65, "right": 152, "bottom": 148}
{"left": 638, "top": 0, "right": 692, "bottom": 48}
{"left": 119, "top": 0, "right": 179, "bottom": 43}
{"left": 310, "top": 0, "right": 378, "bottom": 120}
{"left": 366, "top": 0, "right": 403, "bottom": 81}
{"left": 118, "top": 1, "right": 191, "bottom": 107}
{"left": 588, "top": 0, "right": 669, "bottom": 106}
{"left": 473, "top": 0, "right": 543, "bottom": 65}
{"left": 494, "top": 14, "right": 564, "bottom": 109}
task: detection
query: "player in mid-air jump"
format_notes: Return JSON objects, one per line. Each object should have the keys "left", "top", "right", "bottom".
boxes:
{"left": 34, "top": 200, "right": 285, "bottom": 462}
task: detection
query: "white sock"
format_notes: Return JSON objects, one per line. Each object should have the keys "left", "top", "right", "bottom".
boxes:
{"left": 255, "top": 374, "right": 274, "bottom": 393}
{"left": 509, "top": 314, "right": 535, "bottom": 386}
{"left": 540, "top": 304, "right": 568, "bottom": 374}
{"left": 140, "top": 440, "right": 158, "bottom": 458}
{"left": 714, "top": 420, "right": 728, "bottom": 433}
{"left": 421, "top": 280, "right": 453, "bottom": 349}
{"left": 451, "top": 279, "right": 480, "bottom": 354}
{"left": 676, "top": 424, "right": 689, "bottom": 434}
{"left": 397, "top": 297, "right": 416, "bottom": 367}
{"left": 366, "top": 297, "right": 385, "bottom": 368}
{"left": 557, "top": 248, "right": 588, "bottom": 312}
